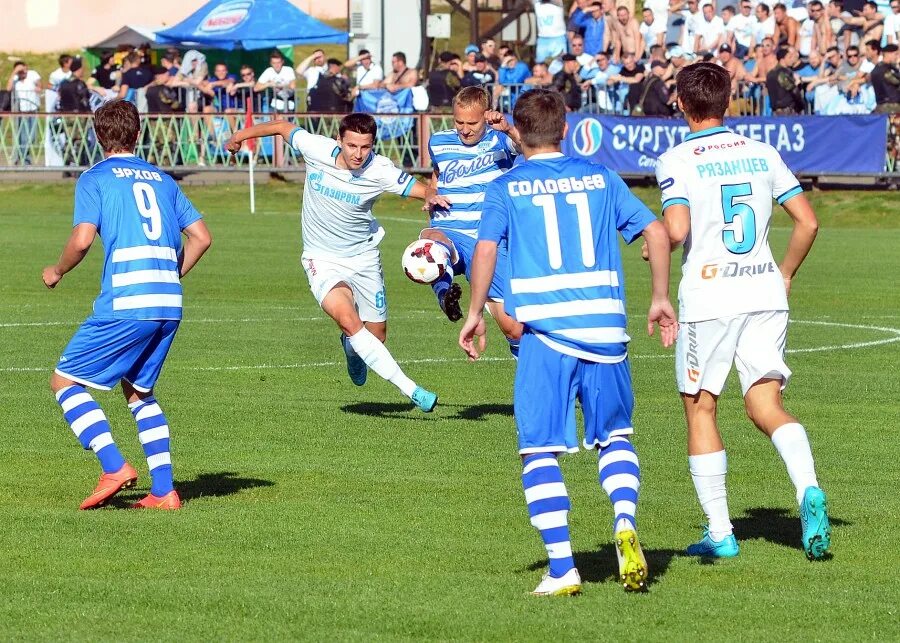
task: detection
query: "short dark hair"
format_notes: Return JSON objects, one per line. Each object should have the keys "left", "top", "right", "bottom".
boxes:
{"left": 13, "top": 60, "right": 26, "bottom": 69}
{"left": 94, "top": 100, "right": 141, "bottom": 153}
{"left": 327, "top": 58, "right": 342, "bottom": 67}
{"left": 757, "top": 2, "right": 770, "bottom": 13}
{"left": 675, "top": 62, "right": 731, "bottom": 121}
{"left": 722, "top": 4, "right": 737, "bottom": 12}
{"left": 864, "top": 0, "right": 877, "bottom": 8}
{"left": 808, "top": 0, "right": 823, "bottom": 7}
{"left": 773, "top": 2, "right": 787, "bottom": 10}
{"left": 59, "top": 54, "right": 72, "bottom": 67}
{"left": 865, "top": 39, "right": 882, "bottom": 52}
{"left": 512, "top": 89, "right": 566, "bottom": 148}
{"left": 339, "top": 112, "right": 378, "bottom": 140}
{"left": 214, "top": 61, "right": 228, "bottom": 69}
{"left": 393, "top": 51, "right": 407, "bottom": 64}
{"left": 776, "top": 46, "right": 791, "bottom": 60}
{"left": 359, "top": 49, "right": 371, "bottom": 56}
{"left": 270, "top": 49, "right": 284, "bottom": 61}
{"left": 125, "top": 51, "right": 141, "bottom": 65}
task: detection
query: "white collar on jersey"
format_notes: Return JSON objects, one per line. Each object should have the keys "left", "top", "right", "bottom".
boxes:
{"left": 107, "top": 153, "right": 136, "bottom": 158}
{"left": 528, "top": 152, "right": 564, "bottom": 160}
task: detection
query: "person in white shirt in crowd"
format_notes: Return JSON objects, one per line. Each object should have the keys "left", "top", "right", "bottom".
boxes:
{"left": 883, "top": 0, "right": 899, "bottom": 43}
{"left": 641, "top": 8, "right": 668, "bottom": 59}
{"left": 646, "top": 0, "right": 671, "bottom": 27}
{"left": 799, "top": 2, "right": 819, "bottom": 57}
{"left": 548, "top": 35, "right": 596, "bottom": 76}
{"left": 344, "top": 49, "right": 385, "bottom": 92}
{"left": 755, "top": 3, "right": 778, "bottom": 44}
{"left": 725, "top": 1, "right": 758, "bottom": 58}
{"left": 254, "top": 49, "right": 296, "bottom": 111}
{"left": 49, "top": 54, "right": 73, "bottom": 91}
{"left": 581, "top": 50, "right": 621, "bottom": 112}
{"left": 695, "top": 3, "right": 727, "bottom": 52}
{"left": 295, "top": 49, "right": 326, "bottom": 91}
{"left": 683, "top": 0, "right": 704, "bottom": 50}
{"left": 6, "top": 60, "right": 42, "bottom": 165}
{"left": 533, "top": 0, "right": 569, "bottom": 62}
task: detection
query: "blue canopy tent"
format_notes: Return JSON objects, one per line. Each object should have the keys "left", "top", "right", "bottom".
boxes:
{"left": 156, "top": 0, "right": 348, "bottom": 50}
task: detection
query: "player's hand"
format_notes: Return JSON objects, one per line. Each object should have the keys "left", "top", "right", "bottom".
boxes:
{"left": 485, "top": 110, "right": 510, "bottom": 132}
{"left": 459, "top": 313, "right": 488, "bottom": 361}
{"left": 422, "top": 193, "right": 451, "bottom": 212}
{"left": 647, "top": 297, "right": 678, "bottom": 348}
{"left": 640, "top": 240, "right": 650, "bottom": 261}
{"left": 224, "top": 136, "right": 243, "bottom": 155}
{"left": 42, "top": 265, "right": 62, "bottom": 289}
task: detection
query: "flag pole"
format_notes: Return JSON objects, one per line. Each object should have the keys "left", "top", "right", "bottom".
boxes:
{"left": 249, "top": 146, "right": 256, "bottom": 214}
{"left": 244, "top": 101, "right": 256, "bottom": 214}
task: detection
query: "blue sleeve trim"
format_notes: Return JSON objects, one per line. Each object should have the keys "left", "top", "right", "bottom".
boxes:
{"left": 331, "top": 146, "right": 341, "bottom": 159}
{"left": 662, "top": 197, "right": 690, "bottom": 209}
{"left": 400, "top": 177, "right": 415, "bottom": 198}
{"left": 776, "top": 185, "right": 803, "bottom": 205}
{"left": 287, "top": 127, "right": 302, "bottom": 148}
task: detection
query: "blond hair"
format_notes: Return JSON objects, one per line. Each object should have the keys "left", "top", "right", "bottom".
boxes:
{"left": 453, "top": 85, "right": 491, "bottom": 111}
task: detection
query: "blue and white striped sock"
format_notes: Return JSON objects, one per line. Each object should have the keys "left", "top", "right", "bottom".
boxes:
{"left": 522, "top": 453, "right": 574, "bottom": 578}
{"left": 128, "top": 397, "right": 173, "bottom": 496}
{"left": 598, "top": 437, "right": 640, "bottom": 533}
{"left": 56, "top": 385, "right": 125, "bottom": 474}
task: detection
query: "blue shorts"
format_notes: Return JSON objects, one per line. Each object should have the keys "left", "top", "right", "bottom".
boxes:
{"left": 514, "top": 331, "right": 635, "bottom": 454}
{"left": 55, "top": 318, "right": 180, "bottom": 392}
{"left": 437, "top": 228, "right": 509, "bottom": 302}
{"left": 537, "top": 35, "right": 568, "bottom": 63}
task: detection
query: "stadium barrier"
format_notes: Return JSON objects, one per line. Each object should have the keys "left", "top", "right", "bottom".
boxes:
{"left": 0, "top": 111, "right": 895, "bottom": 178}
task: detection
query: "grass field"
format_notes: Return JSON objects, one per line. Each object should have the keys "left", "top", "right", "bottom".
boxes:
{"left": 1, "top": 181, "right": 899, "bottom": 640}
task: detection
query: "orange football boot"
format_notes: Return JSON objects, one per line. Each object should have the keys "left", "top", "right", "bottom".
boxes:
{"left": 79, "top": 463, "right": 139, "bottom": 510}
{"left": 131, "top": 490, "right": 182, "bottom": 510}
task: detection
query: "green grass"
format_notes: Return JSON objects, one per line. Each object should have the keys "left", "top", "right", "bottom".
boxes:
{"left": 1, "top": 182, "right": 899, "bottom": 640}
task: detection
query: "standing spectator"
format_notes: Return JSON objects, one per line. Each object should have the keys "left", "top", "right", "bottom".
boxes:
{"left": 257, "top": 50, "right": 296, "bottom": 111}
{"left": 838, "top": 1, "right": 885, "bottom": 48}
{"left": 568, "top": 0, "right": 590, "bottom": 41}
{"left": 798, "top": 3, "right": 818, "bottom": 56}
{"left": 749, "top": 37, "right": 779, "bottom": 82}
{"left": 6, "top": 61, "right": 41, "bottom": 165}
{"left": 498, "top": 50, "right": 532, "bottom": 109}
{"left": 640, "top": 8, "right": 667, "bottom": 59}
{"left": 146, "top": 66, "right": 183, "bottom": 113}
{"left": 552, "top": 54, "right": 583, "bottom": 110}
{"left": 201, "top": 62, "right": 237, "bottom": 113}
{"left": 645, "top": 0, "right": 671, "bottom": 27}
{"left": 572, "top": 2, "right": 610, "bottom": 55}
{"left": 870, "top": 43, "right": 900, "bottom": 112}
{"left": 666, "top": 0, "right": 687, "bottom": 50}
{"left": 295, "top": 49, "right": 326, "bottom": 91}
{"left": 582, "top": 51, "right": 621, "bottom": 111}
{"left": 384, "top": 52, "right": 419, "bottom": 92}
{"left": 682, "top": 0, "right": 703, "bottom": 51}
{"left": 57, "top": 58, "right": 91, "bottom": 113}
{"left": 549, "top": 36, "right": 596, "bottom": 74}
{"left": 767, "top": 46, "right": 805, "bottom": 113}
{"left": 462, "top": 44, "right": 480, "bottom": 72}
{"left": 308, "top": 58, "right": 352, "bottom": 112}
{"left": 640, "top": 60, "right": 676, "bottom": 114}
{"left": 58, "top": 58, "right": 94, "bottom": 170}
{"left": 525, "top": 62, "right": 554, "bottom": 86}
{"left": 886, "top": 0, "right": 900, "bottom": 44}
{"left": 808, "top": 1, "right": 835, "bottom": 55}
{"left": 463, "top": 54, "right": 497, "bottom": 87}
{"left": 480, "top": 38, "right": 502, "bottom": 69}
{"left": 755, "top": 3, "right": 778, "bottom": 44}
{"left": 344, "top": 49, "right": 384, "bottom": 90}
{"left": 160, "top": 53, "right": 180, "bottom": 79}
{"left": 774, "top": 3, "right": 801, "bottom": 47}
{"left": 173, "top": 50, "right": 209, "bottom": 113}
{"left": 612, "top": 6, "right": 645, "bottom": 63}
{"left": 533, "top": 0, "right": 568, "bottom": 62}
{"left": 726, "top": 2, "right": 758, "bottom": 59}
{"left": 229, "top": 65, "right": 258, "bottom": 112}
{"left": 717, "top": 43, "right": 747, "bottom": 97}
{"left": 49, "top": 54, "right": 73, "bottom": 91}
{"left": 117, "top": 52, "right": 153, "bottom": 103}
{"left": 90, "top": 53, "right": 117, "bottom": 91}
{"left": 695, "top": 3, "right": 727, "bottom": 53}
{"left": 427, "top": 51, "right": 463, "bottom": 108}
{"left": 610, "top": 52, "right": 646, "bottom": 111}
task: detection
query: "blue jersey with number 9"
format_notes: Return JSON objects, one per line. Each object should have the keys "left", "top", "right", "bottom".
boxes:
{"left": 73, "top": 155, "right": 203, "bottom": 320}
{"left": 478, "top": 153, "right": 656, "bottom": 363}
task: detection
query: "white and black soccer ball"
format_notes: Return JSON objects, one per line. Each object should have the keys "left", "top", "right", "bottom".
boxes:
{"left": 402, "top": 239, "right": 450, "bottom": 285}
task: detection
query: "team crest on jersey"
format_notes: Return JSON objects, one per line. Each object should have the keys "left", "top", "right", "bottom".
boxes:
{"left": 693, "top": 146, "right": 706, "bottom": 155}
{"left": 477, "top": 140, "right": 493, "bottom": 154}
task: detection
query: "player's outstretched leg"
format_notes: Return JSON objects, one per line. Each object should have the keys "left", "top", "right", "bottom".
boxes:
{"left": 420, "top": 231, "right": 462, "bottom": 322}
{"left": 340, "top": 333, "right": 368, "bottom": 386}
{"left": 522, "top": 453, "right": 581, "bottom": 596}
{"left": 127, "top": 392, "right": 181, "bottom": 510}
{"left": 598, "top": 437, "right": 648, "bottom": 591}
{"left": 55, "top": 382, "right": 137, "bottom": 510}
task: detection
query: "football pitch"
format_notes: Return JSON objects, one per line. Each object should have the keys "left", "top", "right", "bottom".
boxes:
{"left": 2, "top": 181, "right": 899, "bottom": 640}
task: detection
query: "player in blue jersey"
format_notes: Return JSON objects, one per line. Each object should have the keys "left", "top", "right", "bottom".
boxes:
{"left": 420, "top": 86, "right": 524, "bottom": 355}
{"left": 42, "top": 100, "right": 212, "bottom": 510}
{"left": 652, "top": 63, "right": 830, "bottom": 560}
{"left": 459, "top": 89, "right": 678, "bottom": 596}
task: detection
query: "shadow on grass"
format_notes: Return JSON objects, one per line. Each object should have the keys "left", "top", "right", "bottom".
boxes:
{"left": 525, "top": 544, "right": 680, "bottom": 589}
{"left": 341, "top": 401, "right": 513, "bottom": 421}
{"left": 110, "top": 471, "right": 275, "bottom": 507}
{"left": 733, "top": 506, "right": 848, "bottom": 554}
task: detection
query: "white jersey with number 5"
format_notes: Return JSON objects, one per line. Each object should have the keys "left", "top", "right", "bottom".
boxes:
{"left": 656, "top": 126, "right": 803, "bottom": 323}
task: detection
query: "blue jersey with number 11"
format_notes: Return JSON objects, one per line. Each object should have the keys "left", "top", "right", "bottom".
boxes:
{"left": 479, "top": 153, "right": 656, "bottom": 363}
{"left": 74, "top": 155, "right": 202, "bottom": 321}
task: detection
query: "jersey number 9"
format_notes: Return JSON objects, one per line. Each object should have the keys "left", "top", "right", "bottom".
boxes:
{"left": 132, "top": 182, "right": 163, "bottom": 241}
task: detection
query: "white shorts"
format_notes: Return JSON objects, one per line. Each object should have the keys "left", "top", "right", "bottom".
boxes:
{"left": 301, "top": 248, "right": 387, "bottom": 323}
{"left": 676, "top": 311, "right": 792, "bottom": 397}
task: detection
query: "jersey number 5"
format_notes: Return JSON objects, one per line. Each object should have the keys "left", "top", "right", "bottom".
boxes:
{"left": 720, "top": 183, "right": 756, "bottom": 254}
{"left": 531, "top": 193, "right": 595, "bottom": 269}
{"left": 133, "top": 182, "right": 162, "bottom": 241}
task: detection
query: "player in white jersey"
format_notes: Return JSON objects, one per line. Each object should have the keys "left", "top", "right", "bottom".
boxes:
{"left": 421, "top": 86, "right": 524, "bottom": 355}
{"left": 653, "top": 63, "right": 831, "bottom": 560}
{"left": 225, "top": 114, "right": 449, "bottom": 412}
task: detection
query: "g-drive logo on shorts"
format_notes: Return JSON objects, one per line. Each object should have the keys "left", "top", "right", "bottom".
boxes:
{"left": 198, "top": 0, "right": 253, "bottom": 34}
{"left": 571, "top": 118, "right": 603, "bottom": 157}
{"left": 686, "top": 323, "right": 700, "bottom": 383}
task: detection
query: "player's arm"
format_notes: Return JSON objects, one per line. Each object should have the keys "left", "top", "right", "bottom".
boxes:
{"left": 663, "top": 203, "right": 691, "bottom": 250}
{"left": 225, "top": 120, "right": 295, "bottom": 155}
{"left": 778, "top": 193, "right": 818, "bottom": 296}
{"left": 179, "top": 219, "right": 212, "bottom": 278}
{"left": 485, "top": 109, "right": 523, "bottom": 152}
{"left": 641, "top": 219, "right": 678, "bottom": 347}
{"left": 459, "top": 240, "right": 495, "bottom": 361}
{"left": 407, "top": 179, "right": 451, "bottom": 210}
{"left": 42, "top": 223, "right": 96, "bottom": 289}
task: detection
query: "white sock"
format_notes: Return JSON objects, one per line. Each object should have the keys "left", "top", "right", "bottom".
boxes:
{"left": 771, "top": 422, "right": 819, "bottom": 505}
{"left": 346, "top": 328, "right": 417, "bottom": 398}
{"left": 689, "top": 450, "right": 733, "bottom": 541}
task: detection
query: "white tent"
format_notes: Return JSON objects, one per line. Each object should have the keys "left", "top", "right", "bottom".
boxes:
{"left": 88, "top": 25, "right": 162, "bottom": 50}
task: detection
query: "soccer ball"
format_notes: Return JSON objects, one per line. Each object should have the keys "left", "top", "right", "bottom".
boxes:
{"left": 402, "top": 239, "right": 450, "bottom": 284}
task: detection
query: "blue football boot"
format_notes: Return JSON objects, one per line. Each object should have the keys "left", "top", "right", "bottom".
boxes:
{"left": 340, "top": 334, "right": 367, "bottom": 386}
{"left": 800, "top": 486, "right": 831, "bottom": 560}
{"left": 686, "top": 528, "right": 740, "bottom": 558}
{"left": 411, "top": 386, "right": 438, "bottom": 412}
